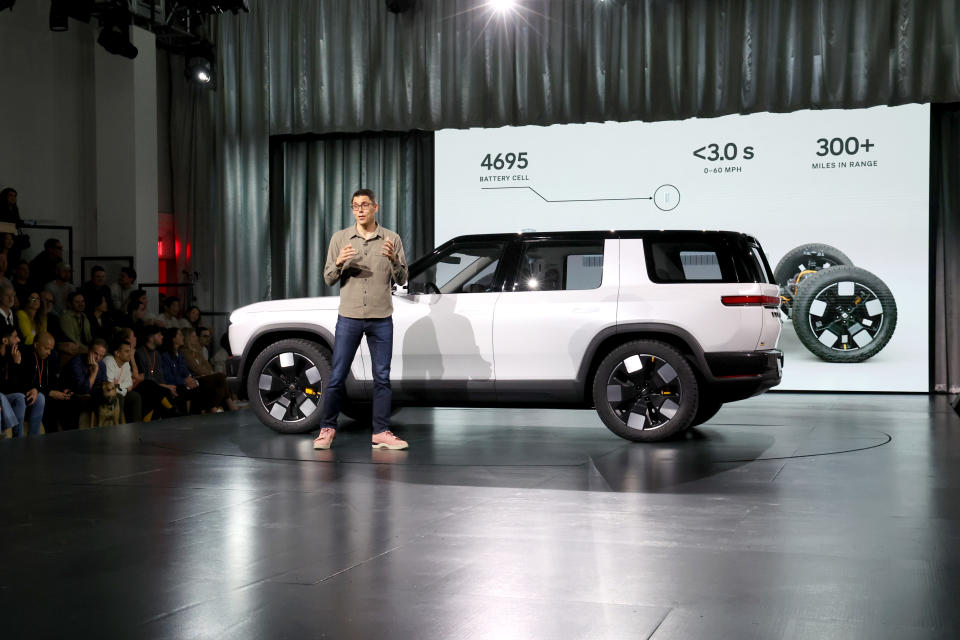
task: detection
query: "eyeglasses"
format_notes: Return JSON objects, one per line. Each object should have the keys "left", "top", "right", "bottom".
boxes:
{"left": 351, "top": 202, "right": 375, "bottom": 211}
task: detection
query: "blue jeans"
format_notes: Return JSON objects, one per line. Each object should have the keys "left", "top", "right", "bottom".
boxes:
{"left": 1, "top": 393, "right": 26, "bottom": 436}
{"left": 321, "top": 315, "right": 393, "bottom": 433}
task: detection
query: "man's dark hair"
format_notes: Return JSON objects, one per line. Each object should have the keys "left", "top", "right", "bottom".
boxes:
{"left": 91, "top": 265, "right": 105, "bottom": 277}
{"left": 43, "top": 238, "right": 61, "bottom": 251}
{"left": 162, "top": 296, "right": 180, "bottom": 310}
{"left": 351, "top": 188, "right": 377, "bottom": 204}
{"left": 90, "top": 338, "right": 108, "bottom": 352}
{"left": 110, "top": 339, "right": 131, "bottom": 354}
{"left": 0, "top": 324, "right": 16, "bottom": 340}
{"left": 141, "top": 324, "right": 163, "bottom": 340}
{"left": 120, "top": 266, "right": 137, "bottom": 281}
{"left": 67, "top": 291, "right": 84, "bottom": 305}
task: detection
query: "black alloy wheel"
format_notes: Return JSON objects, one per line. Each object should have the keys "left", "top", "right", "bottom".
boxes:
{"left": 792, "top": 265, "right": 897, "bottom": 363}
{"left": 246, "top": 339, "right": 331, "bottom": 433}
{"left": 593, "top": 340, "right": 698, "bottom": 442}
{"left": 774, "top": 243, "right": 853, "bottom": 317}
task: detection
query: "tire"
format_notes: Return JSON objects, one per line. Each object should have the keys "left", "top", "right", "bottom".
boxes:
{"left": 792, "top": 265, "right": 897, "bottom": 363}
{"left": 774, "top": 244, "right": 853, "bottom": 318}
{"left": 773, "top": 243, "right": 854, "bottom": 288}
{"left": 246, "top": 339, "right": 331, "bottom": 434}
{"left": 688, "top": 392, "right": 722, "bottom": 428}
{"left": 592, "top": 340, "right": 699, "bottom": 442}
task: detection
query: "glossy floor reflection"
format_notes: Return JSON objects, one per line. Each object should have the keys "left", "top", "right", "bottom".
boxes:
{"left": 1, "top": 393, "right": 958, "bottom": 639}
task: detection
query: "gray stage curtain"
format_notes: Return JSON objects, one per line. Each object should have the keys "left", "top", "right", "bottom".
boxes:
{"left": 932, "top": 104, "right": 960, "bottom": 394}
{"left": 274, "top": 132, "right": 434, "bottom": 299}
{"left": 169, "top": 0, "right": 960, "bottom": 319}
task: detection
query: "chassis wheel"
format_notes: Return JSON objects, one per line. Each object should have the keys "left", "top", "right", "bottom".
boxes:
{"left": 774, "top": 243, "right": 853, "bottom": 316}
{"left": 246, "top": 339, "right": 331, "bottom": 434}
{"left": 592, "top": 340, "right": 698, "bottom": 442}
{"left": 792, "top": 265, "right": 897, "bottom": 362}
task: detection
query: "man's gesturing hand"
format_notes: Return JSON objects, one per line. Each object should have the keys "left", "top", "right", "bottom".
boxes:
{"left": 336, "top": 244, "right": 357, "bottom": 267}
{"left": 382, "top": 239, "right": 397, "bottom": 263}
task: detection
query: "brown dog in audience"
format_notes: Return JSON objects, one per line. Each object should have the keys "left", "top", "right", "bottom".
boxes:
{"left": 92, "top": 381, "right": 123, "bottom": 427}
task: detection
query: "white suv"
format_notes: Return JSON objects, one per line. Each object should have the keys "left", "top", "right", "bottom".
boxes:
{"left": 228, "top": 230, "right": 783, "bottom": 442}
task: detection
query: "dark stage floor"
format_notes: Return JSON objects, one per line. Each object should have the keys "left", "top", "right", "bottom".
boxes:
{"left": 2, "top": 393, "right": 959, "bottom": 639}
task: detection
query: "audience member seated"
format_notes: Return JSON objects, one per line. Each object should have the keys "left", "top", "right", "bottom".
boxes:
{"left": 64, "top": 338, "right": 107, "bottom": 395}
{"left": 44, "top": 262, "right": 73, "bottom": 314}
{"left": 0, "top": 254, "right": 12, "bottom": 290}
{"left": 181, "top": 328, "right": 235, "bottom": 411}
{"left": 12, "top": 260, "right": 30, "bottom": 308}
{"left": 80, "top": 265, "right": 114, "bottom": 313}
{"left": 40, "top": 291, "right": 63, "bottom": 347}
{"left": 0, "top": 325, "right": 44, "bottom": 436}
{"left": 110, "top": 267, "right": 137, "bottom": 315}
{"left": 185, "top": 305, "right": 202, "bottom": 330}
{"left": 211, "top": 331, "right": 232, "bottom": 375}
{"left": 30, "top": 238, "right": 64, "bottom": 292}
{"left": 0, "top": 187, "right": 21, "bottom": 225}
{"left": 102, "top": 339, "right": 144, "bottom": 423}
{"left": 21, "top": 332, "right": 76, "bottom": 432}
{"left": 113, "top": 327, "right": 145, "bottom": 390}
{"left": 134, "top": 325, "right": 179, "bottom": 415}
{"left": 0, "top": 284, "right": 16, "bottom": 329}
{"left": 197, "top": 325, "right": 213, "bottom": 361}
{"left": 16, "top": 291, "right": 46, "bottom": 345}
{"left": 87, "top": 292, "right": 114, "bottom": 342}
{"left": 161, "top": 327, "right": 215, "bottom": 413}
{"left": 135, "top": 325, "right": 179, "bottom": 411}
{"left": 158, "top": 296, "right": 191, "bottom": 329}
{"left": 60, "top": 291, "right": 93, "bottom": 349}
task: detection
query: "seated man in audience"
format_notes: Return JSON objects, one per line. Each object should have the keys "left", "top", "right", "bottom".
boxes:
{"left": 0, "top": 284, "right": 16, "bottom": 329}
{"left": 102, "top": 338, "right": 142, "bottom": 423}
{"left": 64, "top": 338, "right": 107, "bottom": 395}
{"left": 60, "top": 291, "right": 93, "bottom": 351}
{"left": 197, "top": 325, "right": 213, "bottom": 361}
{"left": 29, "top": 238, "right": 63, "bottom": 292}
{"left": 0, "top": 325, "right": 44, "bottom": 436}
{"left": 80, "top": 265, "right": 113, "bottom": 313}
{"left": 44, "top": 263, "right": 73, "bottom": 314}
{"left": 12, "top": 260, "right": 30, "bottom": 309}
{"left": 110, "top": 267, "right": 137, "bottom": 314}
{"left": 133, "top": 325, "right": 179, "bottom": 417}
{"left": 21, "top": 331, "right": 75, "bottom": 432}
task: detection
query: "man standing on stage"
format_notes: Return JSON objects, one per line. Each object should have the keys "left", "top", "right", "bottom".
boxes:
{"left": 314, "top": 188, "right": 409, "bottom": 450}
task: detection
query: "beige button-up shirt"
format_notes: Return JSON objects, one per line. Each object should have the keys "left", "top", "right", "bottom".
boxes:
{"left": 323, "top": 224, "right": 408, "bottom": 319}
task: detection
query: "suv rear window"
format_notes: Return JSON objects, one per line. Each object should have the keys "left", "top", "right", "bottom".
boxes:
{"left": 645, "top": 236, "right": 773, "bottom": 284}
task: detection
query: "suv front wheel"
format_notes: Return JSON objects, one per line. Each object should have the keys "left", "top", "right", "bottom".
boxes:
{"left": 592, "top": 340, "right": 699, "bottom": 442}
{"left": 246, "top": 339, "right": 331, "bottom": 434}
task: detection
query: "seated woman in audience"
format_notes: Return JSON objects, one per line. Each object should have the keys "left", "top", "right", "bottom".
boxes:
{"left": 87, "top": 292, "right": 114, "bottom": 342}
{"left": 185, "top": 305, "right": 202, "bottom": 331}
{"left": 16, "top": 291, "right": 46, "bottom": 345}
{"left": 181, "top": 328, "right": 235, "bottom": 411}
{"left": 160, "top": 327, "right": 226, "bottom": 413}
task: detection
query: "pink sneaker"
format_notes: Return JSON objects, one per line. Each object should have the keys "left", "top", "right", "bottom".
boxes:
{"left": 371, "top": 430, "right": 408, "bottom": 450}
{"left": 313, "top": 428, "right": 336, "bottom": 450}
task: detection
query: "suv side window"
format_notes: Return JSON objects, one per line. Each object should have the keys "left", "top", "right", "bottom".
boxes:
{"left": 407, "top": 242, "right": 506, "bottom": 294}
{"left": 645, "top": 239, "right": 739, "bottom": 283}
{"left": 511, "top": 240, "right": 605, "bottom": 292}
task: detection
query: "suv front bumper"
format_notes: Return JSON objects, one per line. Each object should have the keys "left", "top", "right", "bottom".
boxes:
{"left": 703, "top": 349, "right": 783, "bottom": 402}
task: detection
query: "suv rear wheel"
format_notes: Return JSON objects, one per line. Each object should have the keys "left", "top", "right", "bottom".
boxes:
{"left": 246, "top": 339, "right": 330, "bottom": 434}
{"left": 592, "top": 340, "right": 699, "bottom": 442}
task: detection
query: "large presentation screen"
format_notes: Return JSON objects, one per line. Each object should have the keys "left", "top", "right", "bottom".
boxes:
{"left": 435, "top": 104, "right": 930, "bottom": 392}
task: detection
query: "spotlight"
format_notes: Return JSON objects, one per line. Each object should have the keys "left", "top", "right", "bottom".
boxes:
{"left": 488, "top": 0, "right": 517, "bottom": 12}
{"left": 0, "top": 0, "right": 15, "bottom": 11}
{"left": 185, "top": 41, "right": 216, "bottom": 87}
{"left": 49, "top": 0, "right": 68, "bottom": 31}
{"left": 98, "top": 22, "right": 138, "bottom": 59}
{"left": 385, "top": 0, "right": 415, "bottom": 12}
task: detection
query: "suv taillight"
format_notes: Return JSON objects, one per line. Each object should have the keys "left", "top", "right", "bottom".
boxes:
{"left": 721, "top": 295, "right": 781, "bottom": 307}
